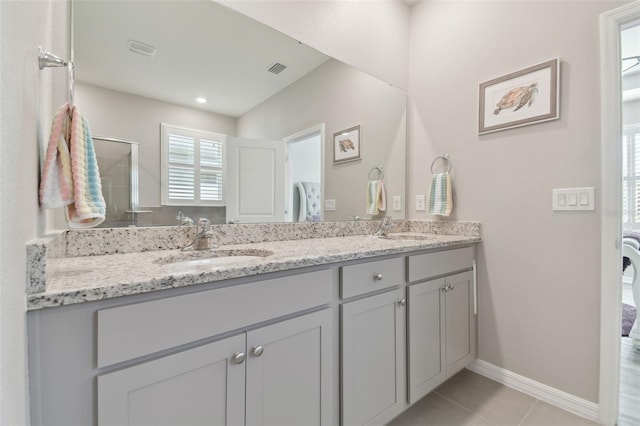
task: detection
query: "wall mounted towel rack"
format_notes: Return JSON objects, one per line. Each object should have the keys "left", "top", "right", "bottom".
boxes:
{"left": 368, "top": 165, "right": 384, "bottom": 181}
{"left": 38, "top": 47, "right": 75, "bottom": 108}
{"left": 430, "top": 154, "right": 452, "bottom": 174}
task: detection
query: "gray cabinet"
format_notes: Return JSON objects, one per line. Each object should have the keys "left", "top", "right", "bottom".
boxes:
{"left": 407, "top": 270, "right": 475, "bottom": 405}
{"left": 246, "top": 309, "right": 332, "bottom": 426}
{"left": 28, "top": 244, "right": 478, "bottom": 426}
{"left": 99, "top": 309, "right": 332, "bottom": 426}
{"left": 98, "top": 334, "right": 246, "bottom": 426}
{"left": 341, "top": 288, "right": 406, "bottom": 426}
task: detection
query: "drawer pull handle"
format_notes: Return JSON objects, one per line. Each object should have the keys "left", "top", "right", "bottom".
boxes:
{"left": 251, "top": 345, "right": 264, "bottom": 357}
{"left": 373, "top": 273, "right": 383, "bottom": 281}
{"left": 232, "top": 352, "right": 245, "bottom": 364}
{"left": 397, "top": 298, "right": 406, "bottom": 306}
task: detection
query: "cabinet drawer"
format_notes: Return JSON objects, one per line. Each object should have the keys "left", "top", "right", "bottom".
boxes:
{"left": 340, "top": 257, "right": 403, "bottom": 299}
{"left": 98, "top": 269, "right": 332, "bottom": 368}
{"left": 408, "top": 246, "right": 474, "bottom": 283}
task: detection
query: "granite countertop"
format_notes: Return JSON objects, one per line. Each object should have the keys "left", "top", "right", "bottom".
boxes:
{"left": 26, "top": 232, "right": 480, "bottom": 310}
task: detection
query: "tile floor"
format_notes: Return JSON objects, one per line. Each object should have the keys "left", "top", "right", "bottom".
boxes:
{"left": 390, "top": 281, "right": 638, "bottom": 425}
{"left": 389, "top": 369, "right": 598, "bottom": 426}
{"left": 620, "top": 280, "right": 640, "bottom": 426}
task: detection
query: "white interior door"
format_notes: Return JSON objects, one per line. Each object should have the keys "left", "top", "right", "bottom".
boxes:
{"left": 227, "top": 137, "right": 285, "bottom": 223}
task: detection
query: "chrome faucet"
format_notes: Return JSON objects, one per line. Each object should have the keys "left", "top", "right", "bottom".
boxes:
{"left": 183, "top": 218, "right": 217, "bottom": 251}
{"left": 176, "top": 211, "right": 194, "bottom": 226}
{"left": 373, "top": 217, "right": 396, "bottom": 237}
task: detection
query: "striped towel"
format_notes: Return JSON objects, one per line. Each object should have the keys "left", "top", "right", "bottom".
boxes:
{"left": 366, "top": 180, "right": 386, "bottom": 215}
{"left": 39, "top": 103, "right": 106, "bottom": 228}
{"left": 428, "top": 172, "right": 452, "bottom": 216}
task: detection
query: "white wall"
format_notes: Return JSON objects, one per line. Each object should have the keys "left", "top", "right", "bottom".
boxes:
{"left": 290, "top": 134, "right": 321, "bottom": 183}
{"left": 219, "top": 0, "right": 410, "bottom": 90}
{"left": 75, "top": 83, "right": 237, "bottom": 207}
{"left": 408, "top": 0, "right": 628, "bottom": 403}
{"left": 0, "top": 1, "right": 68, "bottom": 423}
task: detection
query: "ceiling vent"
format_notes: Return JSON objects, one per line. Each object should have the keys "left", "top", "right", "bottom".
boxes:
{"left": 267, "top": 62, "right": 287, "bottom": 75}
{"left": 128, "top": 40, "right": 156, "bottom": 58}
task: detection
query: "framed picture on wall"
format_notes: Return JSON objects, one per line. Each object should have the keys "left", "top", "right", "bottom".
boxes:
{"left": 478, "top": 58, "right": 560, "bottom": 135}
{"left": 333, "top": 125, "right": 361, "bottom": 164}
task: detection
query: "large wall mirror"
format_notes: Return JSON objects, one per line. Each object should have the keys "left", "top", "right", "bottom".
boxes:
{"left": 72, "top": 0, "right": 406, "bottom": 227}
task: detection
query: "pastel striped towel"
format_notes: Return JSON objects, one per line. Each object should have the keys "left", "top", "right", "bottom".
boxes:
{"left": 428, "top": 172, "right": 452, "bottom": 216}
{"left": 39, "top": 103, "right": 106, "bottom": 228}
{"left": 366, "top": 180, "right": 386, "bottom": 215}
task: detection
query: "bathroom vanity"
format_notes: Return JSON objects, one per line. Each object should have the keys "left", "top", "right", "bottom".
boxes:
{"left": 26, "top": 221, "right": 480, "bottom": 426}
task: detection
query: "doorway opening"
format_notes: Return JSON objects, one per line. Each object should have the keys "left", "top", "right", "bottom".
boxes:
{"left": 284, "top": 124, "right": 324, "bottom": 222}
{"left": 600, "top": 3, "right": 640, "bottom": 425}
{"left": 619, "top": 19, "right": 640, "bottom": 426}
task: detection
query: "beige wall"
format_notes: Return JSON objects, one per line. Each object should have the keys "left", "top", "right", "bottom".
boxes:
{"left": 238, "top": 59, "right": 407, "bottom": 221}
{"left": 75, "top": 83, "right": 237, "bottom": 207}
{"left": 220, "top": 0, "right": 410, "bottom": 90}
{"left": 0, "top": 1, "right": 68, "bottom": 423}
{"left": 408, "top": 0, "right": 627, "bottom": 402}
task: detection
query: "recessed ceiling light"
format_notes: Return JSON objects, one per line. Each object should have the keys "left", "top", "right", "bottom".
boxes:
{"left": 195, "top": 97, "right": 207, "bottom": 104}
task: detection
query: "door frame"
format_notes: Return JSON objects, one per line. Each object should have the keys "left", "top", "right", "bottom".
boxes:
{"left": 599, "top": 3, "right": 640, "bottom": 425}
{"left": 283, "top": 123, "right": 325, "bottom": 222}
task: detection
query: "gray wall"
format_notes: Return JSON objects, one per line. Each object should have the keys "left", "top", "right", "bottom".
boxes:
{"left": 75, "top": 83, "right": 238, "bottom": 207}
{"left": 239, "top": 59, "right": 406, "bottom": 221}
{"left": 408, "top": 0, "right": 627, "bottom": 403}
{"left": 0, "top": 1, "right": 68, "bottom": 423}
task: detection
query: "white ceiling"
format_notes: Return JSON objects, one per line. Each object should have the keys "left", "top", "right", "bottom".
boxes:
{"left": 73, "top": 0, "right": 330, "bottom": 117}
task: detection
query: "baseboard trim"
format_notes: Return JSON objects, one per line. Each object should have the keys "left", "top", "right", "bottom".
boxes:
{"left": 467, "top": 359, "right": 599, "bottom": 422}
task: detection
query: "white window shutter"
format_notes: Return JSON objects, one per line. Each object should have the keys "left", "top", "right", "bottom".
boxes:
{"left": 200, "top": 139, "right": 224, "bottom": 201}
{"left": 161, "top": 124, "right": 226, "bottom": 206}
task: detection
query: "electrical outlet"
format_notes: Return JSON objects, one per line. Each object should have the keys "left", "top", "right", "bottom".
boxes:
{"left": 392, "top": 196, "right": 402, "bottom": 211}
{"left": 324, "top": 199, "right": 336, "bottom": 211}
{"left": 416, "top": 195, "right": 426, "bottom": 211}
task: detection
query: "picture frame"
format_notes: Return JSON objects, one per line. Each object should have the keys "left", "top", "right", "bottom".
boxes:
{"left": 479, "top": 58, "right": 560, "bottom": 135}
{"left": 333, "top": 125, "right": 361, "bottom": 164}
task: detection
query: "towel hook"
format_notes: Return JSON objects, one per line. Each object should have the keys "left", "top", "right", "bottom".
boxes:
{"left": 368, "top": 165, "right": 384, "bottom": 181}
{"left": 38, "top": 46, "right": 75, "bottom": 108}
{"left": 430, "top": 154, "right": 452, "bottom": 174}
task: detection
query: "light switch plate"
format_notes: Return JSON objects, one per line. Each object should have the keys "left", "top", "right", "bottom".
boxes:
{"left": 324, "top": 199, "right": 336, "bottom": 211}
{"left": 552, "top": 187, "right": 595, "bottom": 211}
{"left": 392, "top": 196, "right": 402, "bottom": 211}
{"left": 416, "top": 195, "right": 426, "bottom": 211}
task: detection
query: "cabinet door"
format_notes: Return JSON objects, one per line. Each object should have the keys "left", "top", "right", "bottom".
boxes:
{"left": 246, "top": 309, "right": 332, "bottom": 426}
{"left": 407, "top": 277, "right": 446, "bottom": 404}
{"left": 98, "top": 334, "right": 246, "bottom": 426}
{"left": 341, "top": 288, "right": 406, "bottom": 426}
{"left": 445, "top": 270, "right": 475, "bottom": 376}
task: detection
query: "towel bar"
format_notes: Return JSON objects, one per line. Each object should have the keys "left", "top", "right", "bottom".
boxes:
{"left": 38, "top": 47, "right": 75, "bottom": 108}
{"left": 368, "top": 165, "right": 384, "bottom": 181}
{"left": 430, "top": 154, "right": 452, "bottom": 174}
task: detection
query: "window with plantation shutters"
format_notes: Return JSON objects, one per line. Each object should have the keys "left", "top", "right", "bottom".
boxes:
{"left": 161, "top": 124, "right": 225, "bottom": 206}
{"left": 623, "top": 125, "right": 640, "bottom": 230}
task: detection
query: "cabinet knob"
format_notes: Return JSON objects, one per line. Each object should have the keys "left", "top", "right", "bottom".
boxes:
{"left": 232, "top": 352, "right": 245, "bottom": 364}
{"left": 397, "top": 298, "right": 406, "bottom": 306}
{"left": 373, "top": 273, "right": 383, "bottom": 281}
{"left": 251, "top": 345, "right": 264, "bottom": 357}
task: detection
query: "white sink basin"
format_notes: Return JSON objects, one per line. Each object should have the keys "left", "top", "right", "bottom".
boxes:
{"left": 156, "top": 249, "right": 273, "bottom": 266}
{"left": 375, "top": 233, "right": 435, "bottom": 241}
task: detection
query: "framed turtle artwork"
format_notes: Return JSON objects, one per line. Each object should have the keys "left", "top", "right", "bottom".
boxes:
{"left": 333, "top": 125, "right": 361, "bottom": 164}
{"left": 478, "top": 58, "right": 560, "bottom": 134}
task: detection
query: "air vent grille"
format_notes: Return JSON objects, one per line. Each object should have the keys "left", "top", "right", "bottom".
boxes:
{"left": 128, "top": 40, "right": 156, "bottom": 58}
{"left": 267, "top": 62, "right": 287, "bottom": 74}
